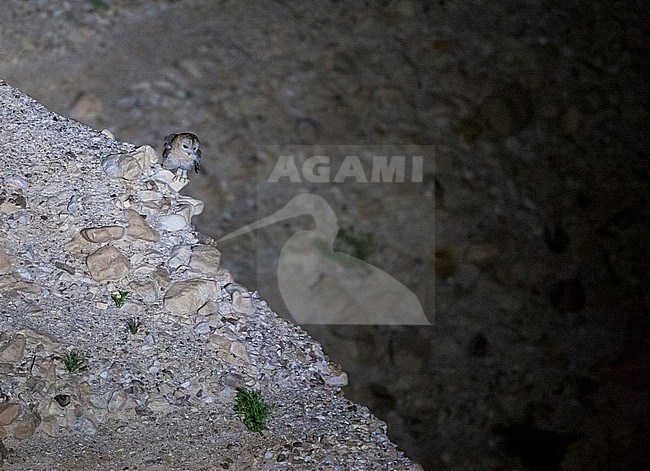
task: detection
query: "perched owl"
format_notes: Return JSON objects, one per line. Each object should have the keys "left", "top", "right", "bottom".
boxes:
{"left": 162, "top": 132, "right": 202, "bottom": 181}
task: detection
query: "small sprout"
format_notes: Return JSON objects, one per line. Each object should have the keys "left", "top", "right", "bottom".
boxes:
{"left": 234, "top": 387, "right": 274, "bottom": 433}
{"left": 111, "top": 290, "right": 129, "bottom": 308}
{"left": 61, "top": 349, "right": 87, "bottom": 373}
{"left": 126, "top": 317, "right": 142, "bottom": 335}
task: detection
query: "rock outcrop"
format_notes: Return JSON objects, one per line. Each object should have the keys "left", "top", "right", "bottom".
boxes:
{"left": 0, "top": 80, "right": 419, "bottom": 469}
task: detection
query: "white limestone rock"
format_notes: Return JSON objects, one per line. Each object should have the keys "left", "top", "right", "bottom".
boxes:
{"left": 168, "top": 244, "right": 192, "bottom": 271}
{"left": 0, "top": 247, "right": 12, "bottom": 274}
{"left": 86, "top": 246, "right": 131, "bottom": 281}
{"left": 163, "top": 279, "right": 218, "bottom": 314}
{"left": 108, "top": 389, "right": 127, "bottom": 414}
{"left": 101, "top": 153, "right": 143, "bottom": 181}
{"left": 124, "top": 209, "right": 160, "bottom": 242}
{"left": 0, "top": 336, "right": 26, "bottom": 363}
{"left": 188, "top": 245, "right": 222, "bottom": 277}
{"left": 158, "top": 213, "right": 189, "bottom": 232}
{"left": 0, "top": 403, "right": 21, "bottom": 426}
{"left": 12, "top": 412, "right": 39, "bottom": 439}
{"left": 224, "top": 283, "right": 256, "bottom": 315}
{"left": 176, "top": 195, "right": 205, "bottom": 217}
{"left": 128, "top": 280, "right": 158, "bottom": 302}
{"left": 152, "top": 168, "right": 188, "bottom": 192}
{"left": 101, "top": 146, "right": 157, "bottom": 180}
{"left": 81, "top": 226, "right": 125, "bottom": 243}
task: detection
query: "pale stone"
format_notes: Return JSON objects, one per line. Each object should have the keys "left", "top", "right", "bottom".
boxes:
{"left": 100, "top": 129, "right": 115, "bottom": 139}
{"left": 177, "top": 195, "right": 205, "bottom": 217}
{"left": 40, "top": 416, "right": 60, "bottom": 437}
{"left": 0, "top": 403, "right": 21, "bottom": 426}
{"left": 63, "top": 234, "right": 94, "bottom": 257}
{"left": 197, "top": 301, "right": 219, "bottom": 317}
{"left": 137, "top": 190, "right": 163, "bottom": 203}
{"left": 168, "top": 244, "right": 192, "bottom": 271}
{"left": 149, "top": 266, "right": 171, "bottom": 289}
{"left": 229, "top": 342, "right": 250, "bottom": 363}
{"left": 0, "top": 248, "right": 12, "bottom": 273}
{"left": 0, "top": 274, "right": 39, "bottom": 294}
{"left": 12, "top": 412, "right": 38, "bottom": 439}
{"left": 224, "top": 284, "right": 256, "bottom": 315}
{"left": 325, "top": 371, "right": 348, "bottom": 388}
{"left": 45, "top": 399, "right": 65, "bottom": 417}
{"left": 194, "top": 321, "right": 210, "bottom": 335}
{"left": 101, "top": 152, "right": 145, "bottom": 180}
{"left": 81, "top": 226, "right": 125, "bottom": 243}
{"left": 38, "top": 359, "right": 57, "bottom": 382}
{"left": 147, "top": 396, "right": 171, "bottom": 413}
{"left": 209, "top": 333, "right": 232, "bottom": 350}
{"left": 133, "top": 145, "right": 159, "bottom": 165}
{"left": 163, "top": 279, "right": 218, "bottom": 314}
{"left": 215, "top": 268, "right": 234, "bottom": 285}
{"left": 17, "top": 327, "right": 61, "bottom": 351}
{"left": 152, "top": 168, "right": 188, "bottom": 192}
{"left": 75, "top": 415, "right": 98, "bottom": 435}
{"left": 231, "top": 291, "right": 256, "bottom": 315}
{"left": 0, "top": 336, "right": 26, "bottom": 363}
{"left": 108, "top": 389, "right": 127, "bottom": 414}
{"left": 86, "top": 245, "right": 131, "bottom": 281}
{"left": 218, "top": 350, "right": 248, "bottom": 368}
{"left": 124, "top": 209, "right": 160, "bottom": 242}
{"left": 129, "top": 280, "right": 158, "bottom": 302}
{"left": 189, "top": 245, "right": 222, "bottom": 277}
{"left": 158, "top": 213, "right": 189, "bottom": 232}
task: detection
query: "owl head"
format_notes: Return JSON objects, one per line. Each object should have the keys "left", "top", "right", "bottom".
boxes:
{"left": 171, "top": 133, "right": 200, "bottom": 157}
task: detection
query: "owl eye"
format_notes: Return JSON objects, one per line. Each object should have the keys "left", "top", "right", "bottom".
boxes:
{"left": 182, "top": 144, "right": 189, "bottom": 149}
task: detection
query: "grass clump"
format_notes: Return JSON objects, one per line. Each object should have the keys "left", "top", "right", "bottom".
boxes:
{"left": 125, "top": 317, "right": 141, "bottom": 335}
{"left": 86, "top": 0, "right": 109, "bottom": 9}
{"left": 111, "top": 290, "right": 129, "bottom": 308}
{"left": 61, "top": 349, "right": 87, "bottom": 373}
{"left": 234, "top": 387, "right": 274, "bottom": 433}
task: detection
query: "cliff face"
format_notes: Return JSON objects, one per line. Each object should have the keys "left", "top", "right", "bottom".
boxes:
{"left": 0, "top": 80, "right": 418, "bottom": 469}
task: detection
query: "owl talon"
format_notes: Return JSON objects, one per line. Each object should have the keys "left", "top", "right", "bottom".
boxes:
{"left": 172, "top": 169, "right": 189, "bottom": 182}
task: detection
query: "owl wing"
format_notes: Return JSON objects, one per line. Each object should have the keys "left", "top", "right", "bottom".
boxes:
{"left": 163, "top": 133, "right": 178, "bottom": 160}
{"left": 194, "top": 147, "right": 202, "bottom": 173}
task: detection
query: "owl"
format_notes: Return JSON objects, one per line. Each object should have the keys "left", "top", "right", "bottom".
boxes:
{"left": 162, "top": 132, "right": 202, "bottom": 181}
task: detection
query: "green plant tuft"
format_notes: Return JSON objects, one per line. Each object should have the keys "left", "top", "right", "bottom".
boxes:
{"left": 234, "top": 387, "right": 274, "bottom": 433}
{"left": 87, "top": 0, "right": 109, "bottom": 9}
{"left": 61, "top": 349, "right": 87, "bottom": 373}
{"left": 125, "top": 317, "right": 141, "bottom": 335}
{"left": 111, "top": 290, "right": 129, "bottom": 308}
{"left": 336, "top": 226, "right": 375, "bottom": 261}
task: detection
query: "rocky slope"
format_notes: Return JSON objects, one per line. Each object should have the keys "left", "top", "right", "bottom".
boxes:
{"left": 0, "top": 80, "right": 420, "bottom": 469}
